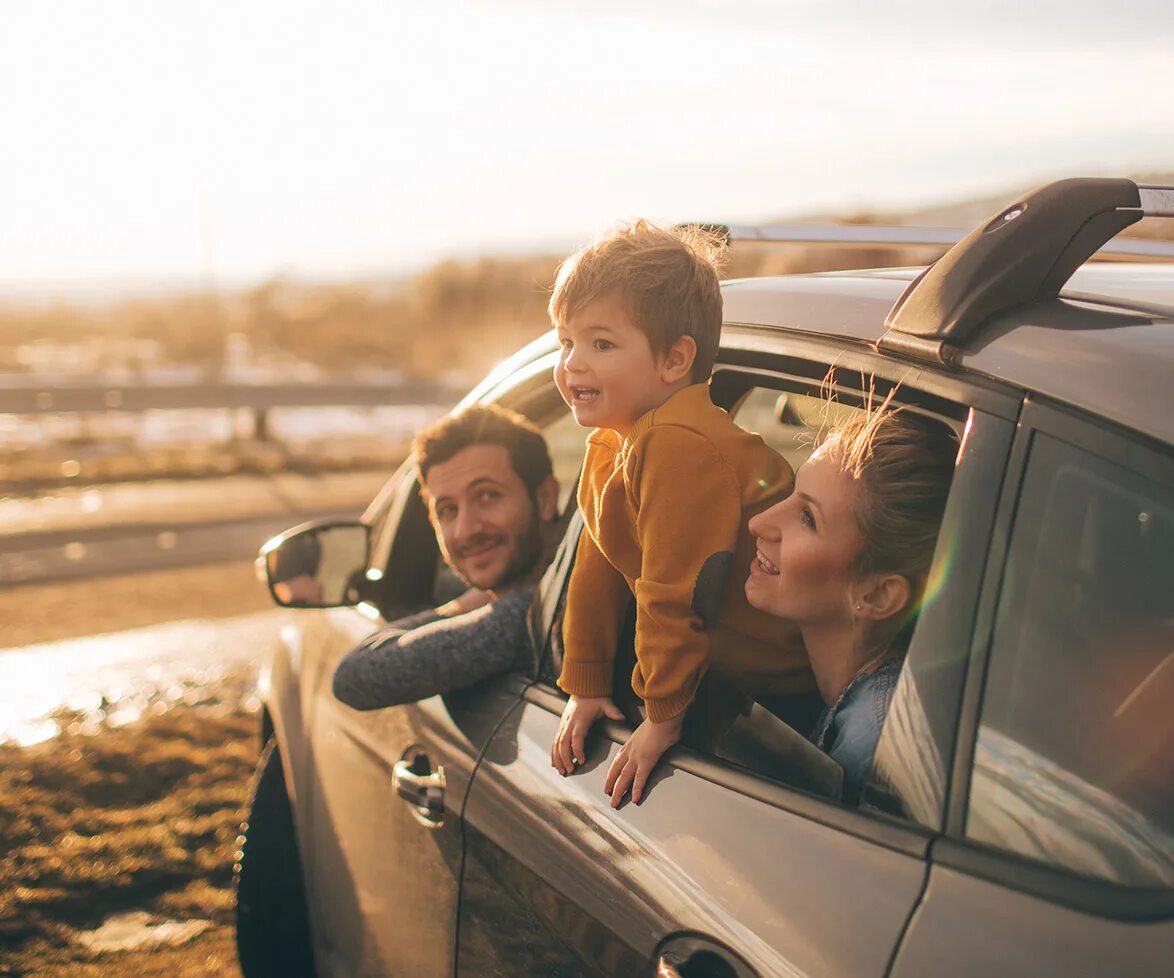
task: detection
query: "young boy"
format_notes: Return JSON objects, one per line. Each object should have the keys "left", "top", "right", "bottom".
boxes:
{"left": 549, "top": 221, "right": 810, "bottom": 807}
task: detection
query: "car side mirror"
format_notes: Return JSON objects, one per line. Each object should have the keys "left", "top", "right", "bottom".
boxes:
{"left": 258, "top": 521, "right": 371, "bottom": 609}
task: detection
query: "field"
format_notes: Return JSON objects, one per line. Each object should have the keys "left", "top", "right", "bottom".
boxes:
{"left": 0, "top": 561, "right": 271, "bottom": 978}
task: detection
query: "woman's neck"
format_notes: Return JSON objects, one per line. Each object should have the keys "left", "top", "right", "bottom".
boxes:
{"left": 802, "top": 622, "right": 895, "bottom": 706}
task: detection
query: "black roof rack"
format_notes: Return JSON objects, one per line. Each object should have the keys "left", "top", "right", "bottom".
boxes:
{"left": 875, "top": 178, "right": 1174, "bottom": 366}
{"left": 703, "top": 221, "right": 1174, "bottom": 261}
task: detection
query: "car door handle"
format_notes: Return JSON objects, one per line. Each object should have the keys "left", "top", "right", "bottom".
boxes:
{"left": 392, "top": 758, "right": 446, "bottom": 825}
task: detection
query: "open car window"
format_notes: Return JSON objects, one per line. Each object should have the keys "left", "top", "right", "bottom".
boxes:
{"left": 537, "top": 368, "right": 971, "bottom": 822}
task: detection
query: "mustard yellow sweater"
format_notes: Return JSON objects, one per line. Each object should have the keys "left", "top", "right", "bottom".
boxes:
{"left": 558, "top": 383, "right": 811, "bottom": 722}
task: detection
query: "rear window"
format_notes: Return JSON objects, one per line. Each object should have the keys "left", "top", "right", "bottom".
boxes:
{"left": 967, "top": 432, "right": 1174, "bottom": 887}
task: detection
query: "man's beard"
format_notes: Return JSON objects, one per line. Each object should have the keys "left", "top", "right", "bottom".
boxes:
{"left": 490, "top": 512, "right": 546, "bottom": 590}
{"left": 452, "top": 502, "right": 546, "bottom": 592}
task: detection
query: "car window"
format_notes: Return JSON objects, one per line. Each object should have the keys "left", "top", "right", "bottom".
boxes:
{"left": 538, "top": 407, "right": 587, "bottom": 514}
{"left": 966, "top": 431, "right": 1174, "bottom": 887}
{"left": 732, "top": 386, "right": 863, "bottom": 474}
{"left": 429, "top": 383, "right": 582, "bottom": 607}
{"left": 539, "top": 374, "right": 965, "bottom": 819}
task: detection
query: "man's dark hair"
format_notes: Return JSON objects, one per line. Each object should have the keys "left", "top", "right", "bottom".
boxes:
{"left": 413, "top": 404, "right": 554, "bottom": 497}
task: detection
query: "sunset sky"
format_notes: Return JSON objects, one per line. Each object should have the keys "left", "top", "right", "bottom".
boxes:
{"left": 2, "top": 0, "right": 1172, "bottom": 295}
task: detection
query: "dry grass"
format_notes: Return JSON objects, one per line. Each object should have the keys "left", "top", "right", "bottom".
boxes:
{"left": 0, "top": 705, "right": 259, "bottom": 977}
{"left": 3, "top": 179, "right": 1171, "bottom": 384}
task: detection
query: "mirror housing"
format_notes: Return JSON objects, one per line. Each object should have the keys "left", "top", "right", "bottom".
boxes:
{"left": 257, "top": 520, "right": 371, "bottom": 609}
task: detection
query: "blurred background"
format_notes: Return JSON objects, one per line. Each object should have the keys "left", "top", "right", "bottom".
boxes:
{"left": 1, "top": 1, "right": 1171, "bottom": 973}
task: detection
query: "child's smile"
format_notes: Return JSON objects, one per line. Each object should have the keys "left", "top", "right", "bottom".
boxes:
{"left": 568, "top": 385, "right": 599, "bottom": 403}
{"left": 554, "top": 294, "right": 677, "bottom": 436}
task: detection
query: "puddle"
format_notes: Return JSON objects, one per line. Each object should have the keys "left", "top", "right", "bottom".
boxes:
{"left": 0, "top": 609, "right": 293, "bottom": 745}
{"left": 74, "top": 910, "right": 211, "bottom": 952}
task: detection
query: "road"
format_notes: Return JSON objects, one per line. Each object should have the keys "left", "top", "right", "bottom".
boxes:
{"left": 0, "top": 469, "right": 390, "bottom": 744}
{"left": 0, "top": 469, "right": 390, "bottom": 585}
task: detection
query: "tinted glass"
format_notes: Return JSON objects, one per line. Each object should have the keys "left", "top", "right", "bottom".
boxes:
{"left": 732, "top": 387, "right": 861, "bottom": 473}
{"left": 967, "top": 432, "right": 1174, "bottom": 887}
{"left": 538, "top": 408, "right": 586, "bottom": 513}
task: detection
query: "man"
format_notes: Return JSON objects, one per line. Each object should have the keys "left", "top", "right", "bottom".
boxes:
{"left": 332, "top": 404, "right": 562, "bottom": 709}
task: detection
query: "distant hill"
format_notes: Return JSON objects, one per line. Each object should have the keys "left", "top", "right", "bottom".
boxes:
{"left": 882, "top": 170, "right": 1174, "bottom": 236}
{"left": 2, "top": 171, "right": 1171, "bottom": 382}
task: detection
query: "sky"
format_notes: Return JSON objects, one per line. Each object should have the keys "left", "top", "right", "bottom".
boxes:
{"left": 1, "top": 0, "right": 1172, "bottom": 296}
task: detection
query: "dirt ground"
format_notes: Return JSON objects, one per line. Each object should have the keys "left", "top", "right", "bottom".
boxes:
{"left": 0, "top": 559, "right": 273, "bottom": 648}
{"left": 0, "top": 561, "right": 273, "bottom": 977}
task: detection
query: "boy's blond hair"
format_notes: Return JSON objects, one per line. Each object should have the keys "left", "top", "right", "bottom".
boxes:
{"left": 548, "top": 220, "right": 727, "bottom": 383}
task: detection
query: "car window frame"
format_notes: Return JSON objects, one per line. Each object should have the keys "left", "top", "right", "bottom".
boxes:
{"left": 936, "top": 394, "right": 1174, "bottom": 921}
{"left": 366, "top": 351, "right": 575, "bottom": 631}
{"left": 528, "top": 342, "right": 1017, "bottom": 857}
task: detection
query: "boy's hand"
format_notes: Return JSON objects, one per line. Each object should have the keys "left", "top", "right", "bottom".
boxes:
{"left": 552, "top": 695, "right": 624, "bottom": 775}
{"left": 604, "top": 713, "right": 684, "bottom": 808}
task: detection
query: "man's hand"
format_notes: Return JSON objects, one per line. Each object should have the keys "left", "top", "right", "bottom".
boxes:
{"left": 551, "top": 695, "right": 624, "bottom": 775}
{"left": 604, "top": 713, "right": 684, "bottom": 808}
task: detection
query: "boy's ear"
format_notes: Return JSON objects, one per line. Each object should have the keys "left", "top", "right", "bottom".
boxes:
{"left": 659, "top": 335, "right": 697, "bottom": 384}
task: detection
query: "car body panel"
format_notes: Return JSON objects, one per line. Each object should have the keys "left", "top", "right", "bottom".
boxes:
{"left": 720, "top": 268, "right": 1174, "bottom": 445}
{"left": 262, "top": 619, "right": 309, "bottom": 811}
{"left": 293, "top": 604, "right": 524, "bottom": 978}
{"left": 458, "top": 694, "right": 929, "bottom": 978}
{"left": 890, "top": 865, "right": 1174, "bottom": 978}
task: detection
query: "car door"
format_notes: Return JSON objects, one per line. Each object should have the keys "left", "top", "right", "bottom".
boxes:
{"left": 298, "top": 452, "right": 513, "bottom": 978}
{"left": 455, "top": 353, "right": 1019, "bottom": 977}
{"left": 889, "top": 400, "right": 1174, "bottom": 978}
{"left": 299, "top": 347, "right": 585, "bottom": 978}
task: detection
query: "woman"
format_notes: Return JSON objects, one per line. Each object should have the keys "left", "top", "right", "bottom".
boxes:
{"left": 745, "top": 403, "right": 957, "bottom": 802}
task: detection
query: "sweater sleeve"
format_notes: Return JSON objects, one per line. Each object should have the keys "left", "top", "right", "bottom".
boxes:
{"left": 628, "top": 425, "right": 744, "bottom": 722}
{"left": 557, "top": 527, "right": 631, "bottom": 697}
{"left": 332, "top": 586, "right": 535, "bottom": 710}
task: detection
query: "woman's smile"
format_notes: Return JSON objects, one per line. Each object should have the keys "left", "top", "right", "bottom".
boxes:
{"left": 752, "top": 547, "right": 779, "bottom": 576}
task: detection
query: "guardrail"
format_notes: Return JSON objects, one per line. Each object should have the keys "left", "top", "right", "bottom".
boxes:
{"left": 0, "top": 379, "right": 462, "bottom": 415}
{"left": 0, "top": 378, "right": 465, "bottom": 441}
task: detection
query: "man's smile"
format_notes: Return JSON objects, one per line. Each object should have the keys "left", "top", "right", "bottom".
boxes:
{"left": 458, "top": 535, "right": 507, "bottom": 560}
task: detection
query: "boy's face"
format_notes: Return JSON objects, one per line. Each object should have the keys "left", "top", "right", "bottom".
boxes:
{"left": 554, "top": 294, "right": 676, "bottom": 435}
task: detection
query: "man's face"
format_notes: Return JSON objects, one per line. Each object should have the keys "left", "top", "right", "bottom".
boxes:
{"left": 423, "top": 443, "right": 552, "bottom": 591}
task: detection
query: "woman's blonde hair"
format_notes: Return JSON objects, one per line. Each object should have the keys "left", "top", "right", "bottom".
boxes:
{"left": 821, "top": 390, "right": 958, "bottom": 614}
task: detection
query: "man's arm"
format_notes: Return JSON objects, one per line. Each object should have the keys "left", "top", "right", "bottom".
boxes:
{"left": 332, "top": 585, "right": 534, "bottom": 710}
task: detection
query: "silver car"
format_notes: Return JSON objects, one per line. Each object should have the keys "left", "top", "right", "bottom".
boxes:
{"left": 237, "top": 177, "right": 1174, "bottom": 978}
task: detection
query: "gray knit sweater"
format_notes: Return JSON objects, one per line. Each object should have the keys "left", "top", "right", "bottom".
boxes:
{"left": 331, "top": 586, "right": 535, "bottom": 711}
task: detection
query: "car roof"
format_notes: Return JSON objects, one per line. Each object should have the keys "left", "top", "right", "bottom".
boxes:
{"left": 720, "top": 262, "right": 1174, "bottom": 447}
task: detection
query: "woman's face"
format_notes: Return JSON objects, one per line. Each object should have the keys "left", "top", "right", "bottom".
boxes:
{"left": 745, "top": 440, "right": 865, "bottom": 625}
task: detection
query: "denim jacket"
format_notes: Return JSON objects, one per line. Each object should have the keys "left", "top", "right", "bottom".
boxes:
{"left": 811, "top": 659, "right": 902, "bottom": 803}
